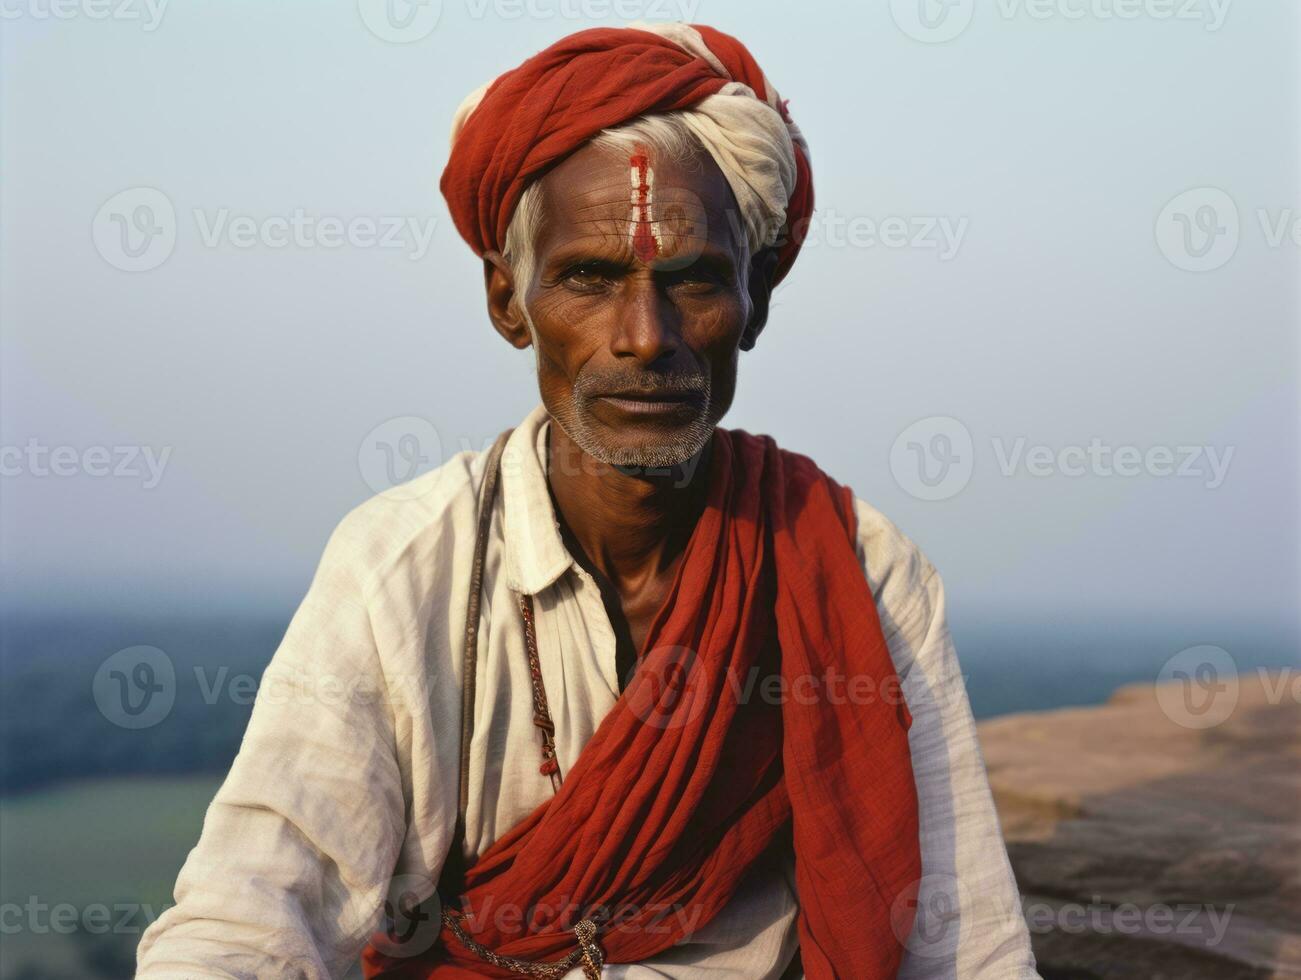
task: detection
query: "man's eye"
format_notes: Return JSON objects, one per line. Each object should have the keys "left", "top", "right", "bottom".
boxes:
{"left": 664, "top": 267, "right": 726, "bottom": 291}
{"left": 563, "top": 265, "right": 610, "bottom": 288}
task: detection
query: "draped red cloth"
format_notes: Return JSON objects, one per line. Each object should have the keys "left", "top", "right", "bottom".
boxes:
{"left": 363, "top": 428, "right": 921, "bottom": 978}
{"left": 439, "top": 24, "right": 815, "bottom": 285}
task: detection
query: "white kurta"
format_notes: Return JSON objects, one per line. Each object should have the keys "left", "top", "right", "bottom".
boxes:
{"left": 135, "top": 402, "right": 1039, "bottom": 979}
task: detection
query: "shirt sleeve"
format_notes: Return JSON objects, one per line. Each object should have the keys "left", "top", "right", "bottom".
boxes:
{"left": 852, "top": 497, "right": 1041, "bottom": 980}
{"left": 135, "top": 516, "right": 409, "bottom": 979}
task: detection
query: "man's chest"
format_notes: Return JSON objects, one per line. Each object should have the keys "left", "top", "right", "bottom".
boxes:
{"left": 582, "top": 568, "right": 678, "bottom": 692}
{"left": 456, "top": 562, "right": 628, "bottom": 856}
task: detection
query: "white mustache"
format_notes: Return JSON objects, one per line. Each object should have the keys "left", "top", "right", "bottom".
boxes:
{"left": 574, "top": 374, "right": 707, "bottom": 398}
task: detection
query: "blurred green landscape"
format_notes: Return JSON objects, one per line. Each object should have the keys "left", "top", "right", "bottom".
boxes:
{"left": 1, "top": 607, "right": 1295, "bottom": 978}
{"left": 1, "top": 612, "right": 282, "bottom": 979}
{"left": 0, "top": 776, "right": 219, "bottom": 979}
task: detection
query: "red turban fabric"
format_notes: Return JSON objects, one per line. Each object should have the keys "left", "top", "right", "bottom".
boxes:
{"left": 439, "top": 24, "right": 815, "bottom": 285}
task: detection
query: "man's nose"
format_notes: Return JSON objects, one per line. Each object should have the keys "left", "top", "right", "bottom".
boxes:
{"left": 612, "top": 277, "right": 680, "bottom": 366}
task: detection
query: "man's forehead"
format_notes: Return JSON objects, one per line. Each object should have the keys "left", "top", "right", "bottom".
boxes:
{"left": 532, "top": 142, "right": 743, "bottom": 259}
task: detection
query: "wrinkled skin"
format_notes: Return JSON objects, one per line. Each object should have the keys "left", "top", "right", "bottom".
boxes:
{"left": 483, "top": 141, "right": 778, "bottom": 684}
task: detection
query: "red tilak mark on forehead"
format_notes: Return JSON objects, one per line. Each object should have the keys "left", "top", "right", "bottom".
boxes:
{"left": 629, "top": 152, "right": 660, "bottom": 263}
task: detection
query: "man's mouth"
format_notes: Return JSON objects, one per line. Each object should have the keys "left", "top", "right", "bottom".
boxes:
{"left": 596, "top": 389, "right": 701, "bottom": 416}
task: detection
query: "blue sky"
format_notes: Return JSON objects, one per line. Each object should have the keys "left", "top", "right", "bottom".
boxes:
{"left": 2, "top": 0, "right": 1297, "bottom": 638}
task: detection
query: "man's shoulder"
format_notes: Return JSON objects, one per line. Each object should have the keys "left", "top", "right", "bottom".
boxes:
{"left": 848, "top": 494, "right": 936, "bottom": 593}
{"left": 314, "top": 446, "right": 494, "bottom": 594}
{"left": 847, "top": 492, "right": 943, "bottom": 650}
{"left": 765, "top": 428, "right": 941, "bottom": 638}
{"left": 733, "top": 426, "right": 940, "bottom": 613}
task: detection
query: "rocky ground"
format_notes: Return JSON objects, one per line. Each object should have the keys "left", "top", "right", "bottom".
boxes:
{"left": 979, "top": 670, "right": 1301, "bottom": 979}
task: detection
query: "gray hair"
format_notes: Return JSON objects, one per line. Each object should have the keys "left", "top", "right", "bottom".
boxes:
{"left": 451, "top": 24, "right": 806, "bottom": 331}
{"left": 501, "top": 111, "right": 722, "bottom": 322}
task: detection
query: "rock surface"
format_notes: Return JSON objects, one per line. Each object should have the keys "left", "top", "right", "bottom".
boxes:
{"left": 979, "top": 670, "right": 1301, "bottom": 979}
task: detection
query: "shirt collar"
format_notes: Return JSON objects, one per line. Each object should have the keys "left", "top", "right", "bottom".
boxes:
{"left": 500, "top": 402, "right": 576, "bottom": 595}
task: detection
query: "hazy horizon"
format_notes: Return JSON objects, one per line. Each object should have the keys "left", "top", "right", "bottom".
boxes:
{"left": 3, "top": 1, "right": 1298, "bottom": 641}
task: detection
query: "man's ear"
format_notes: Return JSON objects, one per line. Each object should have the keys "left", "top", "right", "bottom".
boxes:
{"left": 483, "top": 251, "right": 532, "bottom": 349}
{"left": 740, "top": 247, "right": 780, "bottom": 352}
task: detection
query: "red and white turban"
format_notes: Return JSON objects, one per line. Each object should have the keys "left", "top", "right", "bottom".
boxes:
{"left": 440, "top": 22, "right": 814, "bottom": 285}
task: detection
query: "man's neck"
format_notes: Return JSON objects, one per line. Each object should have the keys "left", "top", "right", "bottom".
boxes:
{"left": 544, "top": 420, "right": 714, "bottom": 593}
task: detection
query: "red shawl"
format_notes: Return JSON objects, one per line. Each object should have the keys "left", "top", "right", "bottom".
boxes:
{"left": 363, "top": 428, "right": 921, "bottom": 978}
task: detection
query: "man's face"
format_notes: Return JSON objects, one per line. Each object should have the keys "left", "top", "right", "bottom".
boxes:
{"left": 496, "top": 141, "right": 771, "bottom": 469}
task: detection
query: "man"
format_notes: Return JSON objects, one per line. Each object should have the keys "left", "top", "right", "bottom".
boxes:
{"left": 136, "top": 22, "right": 1038, "bottom": 979}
